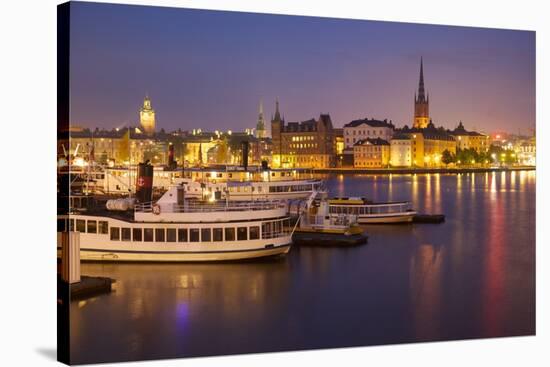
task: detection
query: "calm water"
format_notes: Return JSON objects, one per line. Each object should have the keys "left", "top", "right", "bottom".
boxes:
{"left": 71, "top": 171, "right": 536, "bottom": 364}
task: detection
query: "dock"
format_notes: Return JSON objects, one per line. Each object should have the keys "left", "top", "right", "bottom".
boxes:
{"left": 412, "top": 214, "right": 445, "bottom": 223}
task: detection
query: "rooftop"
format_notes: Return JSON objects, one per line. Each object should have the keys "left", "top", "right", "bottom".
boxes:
{"left": 344, "top": 118, "right": 395, "bottom": 129}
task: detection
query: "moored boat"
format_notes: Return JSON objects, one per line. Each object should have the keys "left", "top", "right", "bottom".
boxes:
{"left": 292, "top": 201, "right": 368, "bottom": 246}
{"left": 328, "top": 197, "right": 416, "bottom": 224}
{"left": 57, "top": 184, "right": 294, "bottom": 262}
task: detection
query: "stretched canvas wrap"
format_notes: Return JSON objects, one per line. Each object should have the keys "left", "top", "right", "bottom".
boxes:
{"left": 57, "top": 1, "right": 536, "bottom": 365}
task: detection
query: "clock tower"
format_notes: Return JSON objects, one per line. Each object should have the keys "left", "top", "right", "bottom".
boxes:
{"left": 140, "top": 95, "right": 156, "bottom": 135}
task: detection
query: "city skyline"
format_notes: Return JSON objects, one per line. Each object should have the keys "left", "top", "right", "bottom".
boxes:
{"left": 70, "top": 2, "right": 535, "bottom": 134}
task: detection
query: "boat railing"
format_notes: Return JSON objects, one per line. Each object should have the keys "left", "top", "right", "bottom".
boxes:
{"left": 135, "top": 200, "right": 287, "bottom": 213}
{"left": 261, "top": 229, "right": 292, "bottom": 239}
{"left": 301, "top": 214, "right": 357, "bottom": 228}
{"left": 330, "top": 201, "right": 413, "bottom": 214}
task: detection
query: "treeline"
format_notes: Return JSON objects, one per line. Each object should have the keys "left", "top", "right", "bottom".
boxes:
{"left": 442, "top": 145, "right": 518, "bottom": 166}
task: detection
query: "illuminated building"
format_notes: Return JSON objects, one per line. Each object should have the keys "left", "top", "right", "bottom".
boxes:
{"left": 390, "top": 136, "right": 412, "bottom": 167}
{"left": 343, "top": 118, "right": 394, "bottom": 148}
{"left": 390, "top": 121, "right": 456, "bottom": 167}
{"left": 353, "top": 138, "right": 390, "bottom": 168}
{"left": 271, "top": 99, "right": 336, "bottom": 168}
{"left": 182, "top": 130, "right": 268, "bottom": 167}
{"left": 450, "top": 121, "right": 490, "bottom": 152}
{"left": 67, "top": 127, "right": 167, "bottom": 166}
{"left": 139, "top": 95, "right": 156, "bottom": 135}
{"left": 413, "top": 57, "right": 430, "bottom": 129}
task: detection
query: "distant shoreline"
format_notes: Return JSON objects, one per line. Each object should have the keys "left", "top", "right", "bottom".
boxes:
{"left": 311, "top": 166, "right": 536, "bottom": 175}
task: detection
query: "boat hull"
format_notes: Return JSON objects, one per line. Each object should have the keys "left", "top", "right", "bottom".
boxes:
{"left": 357, "top": 212, "right": 415, "bottom": 224}
{"left": 56, "top": 243, "right": 291, "bottom": 262}
{"left": 292, "top": 231, "right": 367, "bottom": 246}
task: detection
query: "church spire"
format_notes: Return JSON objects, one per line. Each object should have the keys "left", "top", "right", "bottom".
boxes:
{"left": 256, "top": 99, "right": 266, "bottom": 138}
{"left": 273, "top": 97, "right": 281, "bottom": 122}
{"left": 417, "top": 57, "right": 426, "bottom": 102}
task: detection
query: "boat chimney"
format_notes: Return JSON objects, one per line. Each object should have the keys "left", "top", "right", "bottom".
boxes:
{"left": 168, "top": 144, "right": 175, "bottom": 169}
{"left": 135, "top": 160, "right": 153, "bottom": 203}
{"left": 176, "top": 183, "right": 185, "bottom": 206}
{"left": 241, "top": 141, "right": 249, "bottom": 171}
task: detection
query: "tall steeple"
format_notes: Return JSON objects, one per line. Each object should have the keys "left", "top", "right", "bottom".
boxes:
{"left": 417, "top": 57, "right": 426, "bottom": 102}
{"left": 413, "top": 57, "right": 430, "bottom": 129}
{"left": 256, "top": 99, "right": 267, "bottom": 138}
{"left": 273, "top": 97, "right": 281, "bottom": 122}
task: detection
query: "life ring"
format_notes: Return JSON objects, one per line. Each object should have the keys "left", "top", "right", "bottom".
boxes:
{"left": 152, "top": 204, "right": 161, "bottom": 215}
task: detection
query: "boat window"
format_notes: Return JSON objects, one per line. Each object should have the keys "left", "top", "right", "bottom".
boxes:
{"left": 133, "top": 228, "right": 142, "bottom": 242}
{"left": 110, "top": 227, "right": 120, "bottom": 241}
{"left": 249, "top": 226, "right": 260, "bottom": 240}
{"left": 261, "top": 222, "right": 272, "bottom": 239}
{"left": 122, "top": 228, "right": 131, "bottom": 241}
{"left": 167, "top": 228, "right": 176, "bottom": 242}
{"left": 98, "top": 221, "right": 108, "bottom": 234}
{"left": 57, "top": 218, "right": 66, "bottom": 232}
{"left": 237, "top": 227, "right": 248, "bottom": 241}
{"left": 87, "top": 220, "right": 97, "bottom": 234}
{"left": 144, "top": 228, "right": 154, "bottom": 242}
{"left": 201, "top": 228, "right": 211, "bottom": 242}
{"left": 225, "top": 227, "right": 235, "bottom": 241}
{"left": 190, "top": 229, "right": 200, "bottom": 242}
{"left": 69, "top": 219, "right": 74, "bottom": 232}
{"left": 155, "top": 228, "right": 165, "bottom": 242}
{"left": 213, "top": 228, "right": 223, "bottom": 242}
{"left": 178, "top": 228, "right": 188, "bottom": 242}
{"left": 76, "top": 219, "right": 86, "bottom": 233}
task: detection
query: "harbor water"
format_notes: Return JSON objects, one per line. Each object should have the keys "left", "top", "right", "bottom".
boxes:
{"left": 70, "top": 171, "right": 536, "bottom": 364}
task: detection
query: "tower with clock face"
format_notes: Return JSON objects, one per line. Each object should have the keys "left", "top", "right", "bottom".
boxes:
{"left": 139, "top": 96, "right": 156, "bottom": 135}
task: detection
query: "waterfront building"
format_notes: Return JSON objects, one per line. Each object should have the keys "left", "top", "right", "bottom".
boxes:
{"left": 334, "top": 128, "right": 345, "bottom": 167}
{"left": 139, "top": 95, "right": 156, "bottom": 135}
{"left": 391, "top": 121, "right": 456, "bottom": 167}
{"left": 343, "top": 118, "right": 394, "bottom": 148}
{"left": 255, "top": 100, "right": 268, "bottom": 139}
{"left": 514, "top": 136, "right": 536, "bottom": 166}
{"left": 450, "top": 121, "right": 490, "bottom": 152}
{"left": 413, "top": 58, "right": 430, "bottom": 129}
{"left": 389, "top": 135, "right": 412, "bottom": 167}
{"left": 67, "top": 127, "right": 164, "bottom": 166}
{"left": 182, "top": 130, "right": 267, "bottom": 167}
{"left": 271, "top": 99, "right": 336, "bottom": 168}
{"left": 353, "top": 138, "right": 390, "bottom": 168}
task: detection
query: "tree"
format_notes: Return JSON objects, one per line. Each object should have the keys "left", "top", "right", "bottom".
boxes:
{"left": 441, "top": 149, "right": 455, "bottom": 167}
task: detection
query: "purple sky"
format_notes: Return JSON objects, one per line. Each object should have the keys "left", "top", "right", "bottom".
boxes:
{"left": 69, "top": 2, "right": 535, "bottom": 134}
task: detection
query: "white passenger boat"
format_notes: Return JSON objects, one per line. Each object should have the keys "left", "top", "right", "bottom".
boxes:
{"left": 57, "top": 185, "right": 294, "bottom": 262}
{"left": 98, "top": 166, "right": 324, "bottom": 201}
{"left": 327, "top": 197, "right": 416, "bottom": 224}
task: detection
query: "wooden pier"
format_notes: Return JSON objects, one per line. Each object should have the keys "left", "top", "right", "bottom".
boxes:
{"left": 412, "top": 214, "right": 446, "bottom": 223}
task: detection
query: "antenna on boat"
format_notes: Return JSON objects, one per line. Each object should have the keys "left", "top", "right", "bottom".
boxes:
{"left": 128, "top": 125, "right": 132, "bottom": 199}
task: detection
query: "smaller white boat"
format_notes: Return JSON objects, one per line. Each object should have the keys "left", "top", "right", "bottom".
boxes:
{"left": 327, "top": 197, "right": 416, "bottom": 224}
{"left": 293, "top": 201, "right": 367, "bottom": 246}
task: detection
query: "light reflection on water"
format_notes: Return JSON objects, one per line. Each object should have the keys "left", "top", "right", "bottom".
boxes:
{"left": 70, "top": 171, "right": 536, "bottom": 364}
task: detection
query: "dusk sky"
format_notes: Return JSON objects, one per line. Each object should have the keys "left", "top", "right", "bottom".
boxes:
{"left": 70, "top": 1, "right": 535, "bottom": 134}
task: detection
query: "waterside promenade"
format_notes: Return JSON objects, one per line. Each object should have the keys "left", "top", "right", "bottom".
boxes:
{"left": 312, "top": 166, "right": 535, "bottom": 175}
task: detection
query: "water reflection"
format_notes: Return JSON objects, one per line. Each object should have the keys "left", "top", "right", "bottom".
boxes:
{"left": 71, "top": 172, "right": 536, "bottom": 364}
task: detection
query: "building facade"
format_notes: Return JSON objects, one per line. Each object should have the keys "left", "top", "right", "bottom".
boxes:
{"left": 390, "top": 121, "right": 457, "bottom": 167}
{"left": 353, "top": 138, "right": 390, "bottom": 168}
{"left": 413, "top": 58, "right": 430, "bottom": 129}
{"left": 271, "top": 100, "right": 336, "bottom": 168}
{"left": 343, "top": 118, "right": 394, "bottom": 148}
{"left": 390, "top": 136, "right": 412, "bottom": 167}
{"left": 450, "top": 121, "right": 490, "bottom": 152}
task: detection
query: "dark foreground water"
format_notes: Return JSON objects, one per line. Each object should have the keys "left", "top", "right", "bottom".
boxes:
{"left": 71, "top": 171, "right": 536, "bottom": 364}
